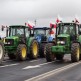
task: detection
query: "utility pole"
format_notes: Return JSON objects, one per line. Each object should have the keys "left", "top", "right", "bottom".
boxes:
{"left": 34, "top": 19, "right": 37, "bottom": 27}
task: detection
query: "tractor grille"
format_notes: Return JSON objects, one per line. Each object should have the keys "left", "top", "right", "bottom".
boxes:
{"left": 41, "top": 35, "right": 47, "bottom": 41}
{"left": 4, "top": 39, "right": 14, "bottom": 46}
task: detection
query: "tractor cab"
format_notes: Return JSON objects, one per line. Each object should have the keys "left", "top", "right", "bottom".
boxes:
{"left": 34, "top": 27, "right": 50, "bottom": 43}
{"left": 56, "top": 23, "right": 80, "bottom": 42}
{"left": 5, "top": 25, "right": 30, "bottom": 44}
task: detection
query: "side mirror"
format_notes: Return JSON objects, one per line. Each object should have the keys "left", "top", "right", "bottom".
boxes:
{"left": 1, "top": 25, "right": 4, "bottom": 31}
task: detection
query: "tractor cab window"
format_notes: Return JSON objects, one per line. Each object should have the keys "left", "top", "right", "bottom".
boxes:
{"left": 58, "top": 24, "right": 75, "bottom": 35}
{"left": 9, "top": 27, "right": 25, "bottom": 36}
{"left": 79, "top": 25, "right": 81, "bottom": 35}
{"left": 46, "top": 30, "right": 50, "bottom": 36}
{"left": 9, "top": 27, "right": 16, "bottom": 36}
{"left": 25, "top": 28, "right": 29, "bottom": 37}
{"left": 76, "top": 25, "right": 79, "bottom": 35}
{"left": 17, "top": 28, "right": 24, "bottom": 36}
{"left": 34, "top": 30, "right": 45, "bottom": 35}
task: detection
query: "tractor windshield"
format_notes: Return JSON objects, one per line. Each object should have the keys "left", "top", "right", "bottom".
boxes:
{"left": 57, "top": 24, "right": 75, "bottom": 35}
{"left": 9, "top": 27, "right": 25, "bottom": 36}
{"left": 34, "top": 29, "right": 45, "bottom": 35}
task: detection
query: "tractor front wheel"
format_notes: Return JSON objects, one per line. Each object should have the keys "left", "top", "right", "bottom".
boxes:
{"left": 71, "top": 43, "right": 80, "bottom": 62}
{"left": 0, "top": 42, "right": 4, "bottom": 64}
{"left": 46, "top": 43, "right": 55, "bottom": 62}
{"left": 16, "top": 44, "right": 27, "bottom": 61}
{"left": 29, "top": 40, "right": 39, "bottom": 59}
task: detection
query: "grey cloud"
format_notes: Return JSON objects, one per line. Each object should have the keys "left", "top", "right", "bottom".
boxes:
{"left": 0, "top": 0, "right": 81, "bottom": 26}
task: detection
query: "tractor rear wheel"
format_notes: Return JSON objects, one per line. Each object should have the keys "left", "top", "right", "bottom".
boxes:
{"left": 8, "top": 53, "right": 16, "bottom": 60}
{"left": 29, "top": 40, "right": 39, "bottom": 59}
{"left": 71, "top": 43, "right": 80, "bottom": 62}
{"left": 16, "top": 44, "right": 27, "bottom": 61}
{"left": 0, "top": 42, "right": 4, "bottom": 64}
{"left": 46, "top": 43, "right": 55, "bottom": 62}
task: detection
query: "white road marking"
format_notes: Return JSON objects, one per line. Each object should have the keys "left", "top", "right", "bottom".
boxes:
{"left": 25, "top": 61, "right": 81, "bottom": 81}
{"left": 29, "top": 59, "right": 41, "bottom": 62}
{"left": 23, "top": 65, "right": 40, "bottom": 69}
{"left": 23, "top": 61, "right": 54, "bottom": 69}
{"left": 0, "top": 63, "right": 19, "bottom": 68}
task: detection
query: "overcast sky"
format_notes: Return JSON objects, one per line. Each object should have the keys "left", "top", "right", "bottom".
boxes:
{"left": 0, "top": 0, "right": 81, "bottom": 27}
{"left": 0, "top": 0, "right": 81, "bottom": 37}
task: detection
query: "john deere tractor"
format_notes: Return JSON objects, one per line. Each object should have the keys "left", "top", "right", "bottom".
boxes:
{"left": 34, "top": 27, "right": 55, "bottom": 57}
{"left": 4, "top": 25, "right": 39, "bottom": 61}
{"left": 46, "top": 22, "right": 81, "bottom": 62}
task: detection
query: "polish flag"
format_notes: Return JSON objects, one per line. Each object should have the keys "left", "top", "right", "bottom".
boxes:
{"left": 75, "top": 15, "right": 79, "bottom": 23}
{"left": 56, "top": 15, "right": 62, "bottom": 23}
{"left": 49, "top": 30, "right": 54, "bottom": 34}
{"left": 25, "top": 21, "right": 35, "bottom": 29}
{"left": 75, "top": 18, "right": 79, "bottom": 23}
{"left": 56, "top": 18, "right": 60, "bottom": 23}
{"left": 50, "top": 22, "right": 56, "bottom": 28}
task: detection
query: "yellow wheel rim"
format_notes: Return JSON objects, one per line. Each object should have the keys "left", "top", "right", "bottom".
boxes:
{"left": 22, "top": 47, "right": 26, "bottom": 58}
{"left": 33, "top": 42, "right": 38, "bottom": 56}
{"left": 77, "top": 47, "right": 80, "bottom": 59}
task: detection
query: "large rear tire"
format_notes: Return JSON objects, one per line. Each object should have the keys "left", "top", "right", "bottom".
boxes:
{"left": 46, "top": 43, "right": 55, "bottom": 62}
{"left": 71, "top": 43, "right": 80, "bottom": 62}
{"left": 0, "top": 42, "right": 4, "bottom": 64}
{"left": 16, "top": 44, "right": 27, "bottom": 61}
{"left": 29, "top": 40, "right": 39, "bottom": 59}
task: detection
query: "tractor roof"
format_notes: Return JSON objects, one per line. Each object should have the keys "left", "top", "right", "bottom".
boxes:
{"left": 34, "top": 27, "right": 50, "bottom": 30}
{"left": 58, "top": 22, "right": 78, "bottom": 25}
{"left": 9, "top": 25, "right": 28, "bottom": 28}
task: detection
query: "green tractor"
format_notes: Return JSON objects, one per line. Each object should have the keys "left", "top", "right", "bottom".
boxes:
{"left": 46, "top": 22, "right": 81, "bottom": 62}
{"left": 4, "top": 25, "right": 39, "bottom": 61}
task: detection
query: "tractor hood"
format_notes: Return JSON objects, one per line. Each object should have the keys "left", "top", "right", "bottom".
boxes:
{"left": 6, "top": 36, "right": 19, "bottom": 40}
{"left": 57, "top": 34, "right": 70, "bottom": 38}
{"left": 4, "top": 36, "right": 19, "bottom": 46}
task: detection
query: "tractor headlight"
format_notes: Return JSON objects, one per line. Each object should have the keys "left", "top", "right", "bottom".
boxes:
{"left": 57, "top": 41, "right": 65, "bottom": 45}
{"left": 4, "top": 39, "right": 14, "bottom": 46}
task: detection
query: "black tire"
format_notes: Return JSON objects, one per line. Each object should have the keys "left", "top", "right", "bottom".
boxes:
{"left": 55, "top": 54, "right": 64, "bottom": 60}
{"left": 79, "top": 54, "right": 81, "bottom": 60}
{"left": 46, "top": 43, "right": 55, "bottom": 62}
{"left": 29, "top": 40, "right": 39, "bottom": 59}
{"left": 16, "top": 44, "right": 27, "bottom": 61}
{"left": 71, "top": 43, "right": 80, "bottom": 62}
{"left": 8, "top": 53, "right": 16, "bottom": 60}
{"left": 0, "top": 42, "right": 4, "bottom": 64}
{"left": 40, "top": 43, "right": 46, "bottom": 58}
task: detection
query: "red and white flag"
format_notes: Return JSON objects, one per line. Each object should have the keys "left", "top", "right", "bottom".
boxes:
{"left": 75, "top": 18, "right": 79, "bottom": 23}
{"left": 50, "top": 22, "right": 56, "bottom": 28}
{"left": 49, "top": 22, "right": 56, "bottom": 35}
{"left": 25, "top": 21, "right": 35, "bottom": 29}
{"left": 56, "top": 15, "right": 62, "bottom": 23}
{"left": 74, "top": 15, "right": 79, "bottom": 23}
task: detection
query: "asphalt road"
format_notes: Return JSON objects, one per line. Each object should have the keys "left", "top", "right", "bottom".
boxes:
{"left": 0, "top": 54, "right": 81, "bottom": 81}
